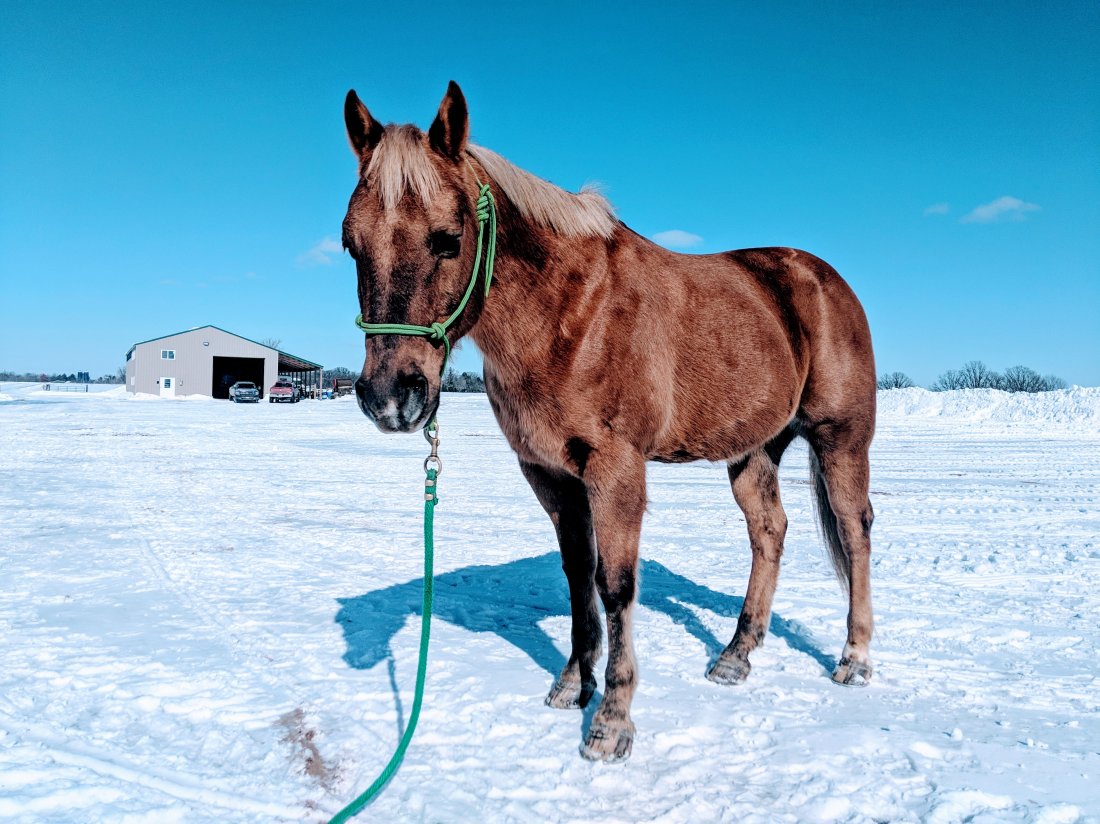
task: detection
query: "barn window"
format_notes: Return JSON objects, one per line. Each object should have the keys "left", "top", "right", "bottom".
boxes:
{"left": 161, "top": 349, "right": 175, "bottom": 360}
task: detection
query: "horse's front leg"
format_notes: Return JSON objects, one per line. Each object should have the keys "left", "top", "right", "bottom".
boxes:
{"left": 580, "top": 444, "right": 646, "bottom": 762}
{"left": 519, "top": 461, "right": 600, "bottom": 709}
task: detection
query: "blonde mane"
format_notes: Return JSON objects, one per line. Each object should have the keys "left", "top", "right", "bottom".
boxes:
{"left": 467, "top": 145, "right": 617, "bottom": 239}
{"left": 363, "top": 126, "right": 617, "bottom": 239}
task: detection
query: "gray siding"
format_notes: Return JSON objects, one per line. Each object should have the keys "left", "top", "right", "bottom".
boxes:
{"left": 127, "top": 327, "right": 277, "bottom": 398}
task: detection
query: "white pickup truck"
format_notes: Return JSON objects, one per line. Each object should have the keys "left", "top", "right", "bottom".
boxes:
{"left": 228, "top": 381, "right": 261, "bottom": 402}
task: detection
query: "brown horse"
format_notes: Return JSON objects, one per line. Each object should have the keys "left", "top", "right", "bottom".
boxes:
{"left": 342, "top": 82, "right": 876, "bottom": 762}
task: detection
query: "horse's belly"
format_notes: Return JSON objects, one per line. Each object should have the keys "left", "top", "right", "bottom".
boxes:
{"left": 648, "top": 387, "right": 798, "bottom": 464}
{"left": 649, "top": 427, "right": 777, "bottom": 464}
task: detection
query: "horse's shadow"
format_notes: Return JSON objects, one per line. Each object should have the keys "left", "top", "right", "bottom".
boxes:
{"left": 335, "top": 553, "right": 833, "bottom": 739}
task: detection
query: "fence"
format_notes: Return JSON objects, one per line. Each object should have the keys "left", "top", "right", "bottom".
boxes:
{"left": 43, "top": 383, "right": 89, "bottom": 392}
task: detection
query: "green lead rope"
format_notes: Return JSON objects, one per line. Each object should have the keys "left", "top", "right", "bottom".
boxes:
{"left": 332, "top": 177, "right": 496, "bottom": 821}
{"left": 328, "top": 468, "right": 437, "bottom": 824}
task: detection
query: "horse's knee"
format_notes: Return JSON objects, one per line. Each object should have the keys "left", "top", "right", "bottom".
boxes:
{"left": 595, "top": 561, "right": 636, "bottom": 612}
{"left": 753, "top": 509, "right": 788, "bottom": 549}
{"left": 835, "top": 502, "right": 873, "bottom": 549}
{"left": 861, "top": 502, "right": 874, "bottom": 536}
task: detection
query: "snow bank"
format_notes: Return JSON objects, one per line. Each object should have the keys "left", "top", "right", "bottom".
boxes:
{"left": 878, "top": 386, "right": 1100, "bottom": 430}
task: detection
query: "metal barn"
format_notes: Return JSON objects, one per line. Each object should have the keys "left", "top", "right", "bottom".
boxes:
{"left": 124, "top": 326, "right": 323, "bottom": 399}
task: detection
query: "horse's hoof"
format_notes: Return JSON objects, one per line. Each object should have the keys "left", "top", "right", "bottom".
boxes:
{"left": 545, "top": 676, "right": 596, "bottom": 710}
{"left": 832, "top": 657, "right": 872, "bottom": 687}
{"left": 706, "top": 654, "right": 750, "bottom": 685}
{"left": 580, "top": 719, "right": 635, "bottom": 762}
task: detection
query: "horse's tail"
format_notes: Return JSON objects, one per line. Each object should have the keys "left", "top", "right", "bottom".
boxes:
{"left": 810, "top": 450, "right": 851, "bottom": 593}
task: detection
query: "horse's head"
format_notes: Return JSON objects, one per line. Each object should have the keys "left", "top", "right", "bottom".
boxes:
{"left": 342, "top": 81, "right": 482, "bottom": 433}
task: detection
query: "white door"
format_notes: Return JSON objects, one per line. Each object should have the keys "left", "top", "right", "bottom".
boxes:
{"left": 160, "top": 376, "right": 176, "bottom": 398}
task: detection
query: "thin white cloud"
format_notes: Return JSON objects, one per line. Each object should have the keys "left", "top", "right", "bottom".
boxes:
{"left": 652, "top": 229, "right": 703, "bottom": 248}
{"left": 297, "top": 236, "right": 344, "bottom": 266}
{"left": 961, "top": 196, "right": 1040, "bottom": 224}
{"left": 923, "top": 203, "right": 950, "bottom": 216}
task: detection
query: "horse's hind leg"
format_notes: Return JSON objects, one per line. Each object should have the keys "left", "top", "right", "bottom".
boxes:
{"left": 519, "top": 460, "right": 600, "bottom": 709}
{"left": 707, "top": 445, "right": 789, "bottom": 685}
{"left": 808, "top": 424, "right": 875, "bottom": 686}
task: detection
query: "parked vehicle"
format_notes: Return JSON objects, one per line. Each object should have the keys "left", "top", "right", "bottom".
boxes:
{"left": 332, "top": 378, "right": 355, "bottom": 397}
{"left": 228, "top": 381, "right": 261, "bottom": 402}
{"left": 268, "top": 379, "right": 301, "bottom": 403}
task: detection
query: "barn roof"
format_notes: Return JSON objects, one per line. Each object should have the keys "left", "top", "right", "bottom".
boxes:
{"left": 276, "top": 350, "right": 323, "bottom": 372}
{"left": 126, "top": 325, "right": 322, "bottom": 370}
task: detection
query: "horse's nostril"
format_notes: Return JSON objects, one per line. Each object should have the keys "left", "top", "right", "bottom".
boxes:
{"left": 396, "top": 371, "right": 427, "bottom": 398}
{"left": 355, "top": 372, "right": 428, "bottom": 429}
{"left": 353, "top": 377, "right": 371, "bottom": 406}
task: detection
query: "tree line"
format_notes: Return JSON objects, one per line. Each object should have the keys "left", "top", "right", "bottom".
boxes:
{"left": 0, "top": 369, "right": 124, "bottom": 384}
{"left": 878, "top": 361, "right": 1067, "bottom": 392}
{"left": 441, "top": 369, "right": 486, "bottom": 392}
{"left": 322, "top": 366, "right": 486, "bottom": 393}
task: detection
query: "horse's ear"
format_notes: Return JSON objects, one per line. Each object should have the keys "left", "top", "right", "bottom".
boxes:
{"left": 345, "top": 89, "right": 384, "bottom": 160}
{"left": 428, "top": 80, "right": 468, "bottom": 161}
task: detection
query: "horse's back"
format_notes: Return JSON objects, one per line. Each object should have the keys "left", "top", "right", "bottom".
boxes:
{"left": 724, "top": 246, "right": 876, "bottom": 437}
{"left": 648, "top": 244, "right": 875, "bottom": 454}
{"left": 610, "top": 242, "right": 863, "bottom": 461}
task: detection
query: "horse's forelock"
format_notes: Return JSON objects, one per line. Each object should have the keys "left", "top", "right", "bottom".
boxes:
{"left": 364, "top": 125, "right": 443, "bottom": 210}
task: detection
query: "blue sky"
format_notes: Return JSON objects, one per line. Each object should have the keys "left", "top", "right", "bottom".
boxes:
{"left": 1, "top": 1, "right": 1097, "bottom": 385}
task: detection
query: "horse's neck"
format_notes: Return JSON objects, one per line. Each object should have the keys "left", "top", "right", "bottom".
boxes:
{"left": 468, "top": 211, "right": 621, "bottom": 384}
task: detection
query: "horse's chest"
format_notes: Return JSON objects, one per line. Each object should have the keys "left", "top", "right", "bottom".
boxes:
{"left": 485, "top": 381, "right": 570, "bottom": 469}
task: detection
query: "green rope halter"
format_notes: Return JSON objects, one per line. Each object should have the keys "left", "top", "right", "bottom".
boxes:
{"left": 354, "top": 178, "right": 498, "bottom": 376}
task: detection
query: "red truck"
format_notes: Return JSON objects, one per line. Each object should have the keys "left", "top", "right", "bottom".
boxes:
{"left": 268, "top": 378, "right": 301, "bottom": 403}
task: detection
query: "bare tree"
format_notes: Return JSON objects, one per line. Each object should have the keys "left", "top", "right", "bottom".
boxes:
{"left": 261, "top": 337, "right": 282, "bottom": 350}
{"left": 1041, "top": 374, "right": 1067, "bottom": 391}
{"left": 931, "top": 369, "right": 966, "bottom": 391}
{"left": 323, "top": 366, "right": 357, "bottom": 382}
{"left": 958, "top": 360, "right": 1002, "bottom": 389}
{"left": 441, "top": 368, "right": 486, "bottom": 393}
{"left": 877, "top": 372, "right": 915, "bottom": 390}
{"left": 933, "top": 361, "right": 1067, "bottom": 393}
{"left": 1001, "top": 365, "right": 1046, "bottom": 393}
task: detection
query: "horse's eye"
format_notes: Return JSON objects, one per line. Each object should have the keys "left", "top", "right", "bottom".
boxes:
{"left": 428, "top": 230, "right": 461, "bottom": 259}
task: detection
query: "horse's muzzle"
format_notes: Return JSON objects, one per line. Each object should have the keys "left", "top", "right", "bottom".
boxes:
{"left": 355, "top": 371, "right": 432, "bottom": 433}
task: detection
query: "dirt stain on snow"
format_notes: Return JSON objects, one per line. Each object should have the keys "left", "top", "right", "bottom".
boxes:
{"left": 278, "top": 708, "right": 338, "bottom": 791}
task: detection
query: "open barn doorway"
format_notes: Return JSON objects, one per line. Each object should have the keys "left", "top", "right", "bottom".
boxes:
{"left": 212, "top": 356, "right": 265, "bottom": 399}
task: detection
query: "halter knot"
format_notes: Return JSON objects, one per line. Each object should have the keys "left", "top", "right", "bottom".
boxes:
{"left": 428, "top": 322, "right": 448, "bottom": 343}
{"left": 475, "top": 184, "right": 494, "bottom": 223}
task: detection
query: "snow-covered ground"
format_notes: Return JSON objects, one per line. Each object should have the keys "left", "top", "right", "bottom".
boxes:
{"left": 1, "top": 384, "right": 1097, "bottom": 823}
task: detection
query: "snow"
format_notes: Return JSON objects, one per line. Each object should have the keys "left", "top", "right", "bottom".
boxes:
{"left": 1, "top": 384, "right": 1098, "bottom": 822}
{"left": 876, "top": 386, "right": 1100, "bottom": 430}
